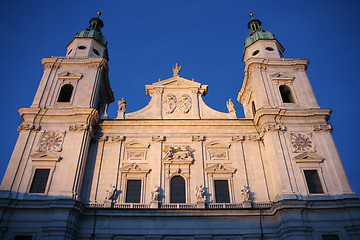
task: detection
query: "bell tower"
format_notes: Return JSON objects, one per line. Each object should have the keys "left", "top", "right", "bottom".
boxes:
{"left": 237, "top": 15, "right": 354, "bottom": 201}
{"left": 1, "top": 13, "right": 114, "bottom": 201}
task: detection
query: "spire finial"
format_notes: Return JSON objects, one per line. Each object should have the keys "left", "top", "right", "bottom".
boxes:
{"left": 97, "top": 8, "right": 103, "bottom": 18}
{"left": 249, "top": 10, "right": 254, "bottom": 19}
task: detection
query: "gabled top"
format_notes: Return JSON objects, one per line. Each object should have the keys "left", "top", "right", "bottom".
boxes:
{"left": 244, "top": 18, "right": 275, "bottom": 49}
{"left": 73, "top": 13, "right": 107, "bottom": 47}
{"left": 145, "top": 76, "right": 208, "bottom": 96}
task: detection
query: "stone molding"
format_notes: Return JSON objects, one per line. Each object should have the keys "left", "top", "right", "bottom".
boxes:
{"left": 293, "top": 152, "right": 324, "bottom": 164}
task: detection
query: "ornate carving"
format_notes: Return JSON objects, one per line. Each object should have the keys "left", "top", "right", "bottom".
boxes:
{"left": 152, "top": 135, "right": 166, "bottom": 142}
{"left": 69, "top": 123, "right": 90, "bottom": 131}
{"left": 17, "top": 123, "right": 41, "bottom": 132}
{"left": 205, "top": 163, "right": 236, "bottom": 174}
{"left": 192, "top": 135, "right": 205, "bottom": 142}
{"left": 262, "top": 123, "right": 286, "bottom": 132}
{"left": 110, "top": 135, "right": 125, "bottom": 142}
{"left": 290, "top": 132, "right": 315, "bottom": 153}
{"left": 294, "top": 65, "right": 307, "bottom": 71}
{"left": 313, "top": 123, "right": 332, "bottom": 132}
{"left": 162, "top": 146, "right": 194, "bottom": 162}
{"left": 97, "top": 135, "right": 109, "bottom": 142}
{"left": 88, "top": 64, "right": 99, "bottom": 69}
{"left": 246, "top": 134, "right": 261, "bottom": 141}
{"left": 38, "top": 131, "right": 65, "bottom": 152}
{"left": 231, "top": 135, "right": 245, "bottom": 142}
{"left": 226, "top": 99, "right": 236, "bottom": 113}
{"left": 178, "top": 94, "right": 192, "bottom": 113}
{"left": 209, "top": 151, "right": 227, "bottom": 161}
{"left": 163, "top": 94, "right": 177, "bottom": 114}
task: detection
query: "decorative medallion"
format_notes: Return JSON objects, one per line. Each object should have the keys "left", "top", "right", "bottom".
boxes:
{"left": 178, "top": 94, "right": 192, "bottom": 113}
{"left": 290, "top": 133, "right": 315, "bottom": 153}
{"left": 163, "top": 94, "right": 177, "bottom": 114}
{"left": 39, "top": 131, "right": 65, "bottom": 152}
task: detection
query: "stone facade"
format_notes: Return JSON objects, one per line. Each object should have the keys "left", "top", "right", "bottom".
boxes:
{"left": 0, "top": 16, "right": 359, "bottom": 240}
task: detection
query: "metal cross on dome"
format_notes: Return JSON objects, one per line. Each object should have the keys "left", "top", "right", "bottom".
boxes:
{"left": 97, "top": 8, "right": 103, "bottom": 17}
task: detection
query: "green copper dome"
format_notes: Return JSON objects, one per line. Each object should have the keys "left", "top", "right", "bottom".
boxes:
{"left": 74, "top": 17, "right": 107, "bottom": 46}
{"left": 244, "top": 19, "right": 275, "bottom": 49}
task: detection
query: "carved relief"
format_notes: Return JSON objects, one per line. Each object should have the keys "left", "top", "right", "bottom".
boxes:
{"left": 192, "top": 135, "right": 205, "bottom": 142}
{"left": 205, "top": 163, "right": 236, "bottom": 174}
{"left": 110, "top": 135, "right": 125, "bottom": 142}
{"left": 152, "top": 135, "right": 166, "bottom": 142}
{"left": 119, "top": 163, "right": 150, "bottom": 174}
{"left": 262, "top": 123, "right": 286, "bottom": 132}
{"left": 38, "top": 131, "right": 65, "bottom": 152}
{"left": 18, "top": 123, "right": 41, "bottom": 132}
{"left": 69, "top": 123, "right": 90, "bottom": 131}
{"left": 290, "top": 132, "right": 315, "bottom": 153}
{"left": 231, "top": 135, "right": 261, "bottom": 142}
{"left": 231, "top": 135, "right": 246, "bottom": 142}
{"left": 313, "top": 123, "right": 332, "bottom": 132}
{"left": 163, "top": 94, "right": 177, "bottom": 114}
{"left": 206, "top": 142, "right": 230, "bottom": 161}
{"left": 178, "top": 94, "right": 192, "bottom": 113}
{"left": 125, "top": 142, "right": 150, "bottom": 161}
{"left": 162, "top": 146, "right": 194, "bottom": 162}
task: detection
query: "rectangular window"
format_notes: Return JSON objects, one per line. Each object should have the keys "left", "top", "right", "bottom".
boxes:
{"left": 125, "top": 180, "right": 141, "bottom": 203}
{"left": 322, "top": 234, "right": 339, "bottom": 240}
{"left": 304, "top": 170, "right": 324, "bottom": 194}
{"left": 29, "top": 169, "right": 50, "bottom": 193}
{"left": 214, "top": 180, "right": 230, "bottom": 203}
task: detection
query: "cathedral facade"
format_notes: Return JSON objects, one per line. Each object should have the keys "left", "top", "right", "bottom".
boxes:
{"left": 0, "top": 14, "right": 359, "bottom": 240}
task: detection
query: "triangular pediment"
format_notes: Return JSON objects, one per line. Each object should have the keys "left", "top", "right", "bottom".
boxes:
{"left": 205, "top": 163, "right": 236, "bottom": 174}
{"left": 293, "top": 152, "right": 324, "bottom": 163}
{"left": 145, "top": 77, "right": 208, "bottom": 96}
{"left": 30, "top": 151, "right": 61, "bottom": 162}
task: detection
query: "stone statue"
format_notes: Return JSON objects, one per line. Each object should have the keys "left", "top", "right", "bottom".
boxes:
{"left": 117, "top": 98, "right": 127, "bottom": 119}
{"left": 105, "top": 185, "right": 116, "bottom": 201}
{"left": 196, "top": 185, "right": 206, "bottom": 201}
{"left": 226, "top": 99, "right": 236, "bottom": 113}
{"left": 118, "top": 98, "right": 127, "bottom": 112}
{"left": 151, "top": 186, "right": 160, "bottom": 201}
{"left": 241, "top": 185, "right": 250, "bottom": 201}
{"left": 172, "top": 63, "right": 181, "bottom": 77}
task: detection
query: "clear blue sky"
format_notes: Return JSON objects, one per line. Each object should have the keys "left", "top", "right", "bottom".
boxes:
{"left": 1, "top": 0, "right": 359, "bottom": 195}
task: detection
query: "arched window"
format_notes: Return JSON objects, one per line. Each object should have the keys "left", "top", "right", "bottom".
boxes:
{"left": 57, "top": 84, "right": 73, "bottom": 102}
{"left": 279, "top": 85, "right": 294, "bottom": 103}
{"left": 170, "top": 176, "right": 185, "bottom": 203}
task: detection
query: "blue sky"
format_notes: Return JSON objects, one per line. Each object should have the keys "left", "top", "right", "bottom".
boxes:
{"left": 1, "top": 0, "right": 359, "bottom": 195}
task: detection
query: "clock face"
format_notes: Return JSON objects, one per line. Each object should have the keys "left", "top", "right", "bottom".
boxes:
{"left": 39, "top": 132, "right": 63, "bottom": 152}
{"left": 291, "top": 133, "right": 312, "bottom": 152}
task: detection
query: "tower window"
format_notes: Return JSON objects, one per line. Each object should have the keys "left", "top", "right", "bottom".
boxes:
{"left": 252, "top": 50, "right": 259, "bottom": 56}
{"left": 214, "top": 180, "right": 230, "bottom": 203}
{"left": 125, "top": 180, "right": 141, "bottom": 203}
{"left": 29, "top": 169, "right": 50, "bottom": 193}
{"left": 57, "top": 84, "right": 73, "bottom": 102}
{"left": 170, "top": 176, "right": 185, "bottom": 203}
{"left": 304, "top": 170, "right": 324, "bottom": 194}
{"left": 279, "top": 85, "right": 294, "bottom": 103}
{"left": 265, "top": 47, "right": 274, "bottom": 51}
{"left": 78, "top": 45, "right": 86, "bottom": 50}
{"left": 93, "top": 49, "right": 100, "bottom": 56}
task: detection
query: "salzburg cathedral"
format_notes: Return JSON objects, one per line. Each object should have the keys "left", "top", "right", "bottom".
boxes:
{"left": 1, "top": 12, "right": 359, "bottom": 240}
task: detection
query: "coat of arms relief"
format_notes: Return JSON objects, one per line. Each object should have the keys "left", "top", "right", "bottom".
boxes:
{"left": 163, "top": 93, "right": 192, "bottom": 114}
